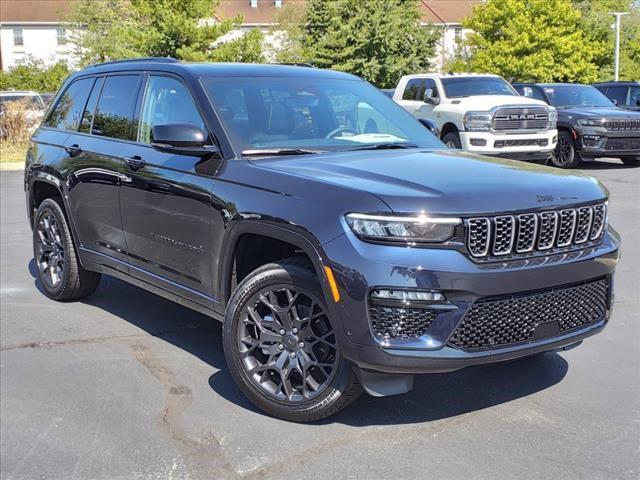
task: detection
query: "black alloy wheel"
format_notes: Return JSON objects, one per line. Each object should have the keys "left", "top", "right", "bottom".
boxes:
{"left": 551, "top": 131, "right": 581, "bottom": 168}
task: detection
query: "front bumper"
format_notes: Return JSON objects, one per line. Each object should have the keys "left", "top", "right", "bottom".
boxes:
{"left": 459, "top": 129, "right": 557, "bottom": 157}
{"left": 575, "top": 127, "right": 640, "bottom": 158}
{"left": 323, "top": 227, "right": 620, "bottom": 375}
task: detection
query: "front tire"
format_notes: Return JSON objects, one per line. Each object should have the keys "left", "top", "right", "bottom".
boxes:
{"left": 442, "top": 131, "right": 462, "bottom": 149}
{"left": 551, "top": 131, "right": 582, "bottom": 168}
{"left": 33, "top": 198, "right": 101, "bottom": 300}
{"left": 223, "top": 258, "right": 362, "bottom": 422}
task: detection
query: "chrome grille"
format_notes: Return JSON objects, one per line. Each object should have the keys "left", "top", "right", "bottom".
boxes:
{"left": 492, "top": 106, "right": 549, "bottom": 131}
{"left": 605, "top": 119, "right": 640, "bottom": 131}
{"left": 466, "top": 203, "right": 607, "bottom": 259}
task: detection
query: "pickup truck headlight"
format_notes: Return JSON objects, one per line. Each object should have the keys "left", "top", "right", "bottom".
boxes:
{"left": 548, "top": 107, "right": 558, "bottom": 129}
{"left": 463, "top": 111, "right": 493, "bottom": 131}
{"left": 345, "top": 213, "right": 461, "bottom": 243}
{"left": 578, "top": 118, "right": 606, "bottom": 127}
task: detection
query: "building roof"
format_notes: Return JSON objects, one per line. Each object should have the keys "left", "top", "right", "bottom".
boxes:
{"left": 0, "top": 0, "right": 482, "bottom": 25}
{"left": 0, "top": 0, "right": 72, "bottom": 23}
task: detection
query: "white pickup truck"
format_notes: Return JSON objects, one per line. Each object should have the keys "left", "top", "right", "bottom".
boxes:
{"left": 393, "top": 73, "right": 558, "bottom": 162}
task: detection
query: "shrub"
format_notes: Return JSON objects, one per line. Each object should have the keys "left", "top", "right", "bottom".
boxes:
{"left": 0, "top": 59, "right": 71, "bottom": 93}
{"left": 0, "top": 98, "right": 35, "bottom": 147}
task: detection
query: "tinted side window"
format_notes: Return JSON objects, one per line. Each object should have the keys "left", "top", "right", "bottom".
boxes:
{"left": 606, "top": 86, "right": 629, "bottom": 106}
{"left": 93, "top": 75, "right": 141, "bottom": 140}
{"left": 139, "top": 76, "right": 205, "bottom": 144}
{"left": 45, "top": 77, "right": 94, "bottom": 131}
{"left": 402, "top": 79, "right": 425, "bottom": 100}
{"left": 79, "top": 77, "right": 104, "bottom": 134}
{"left": 424, "top": 78, "right": 438, "bottom": 98}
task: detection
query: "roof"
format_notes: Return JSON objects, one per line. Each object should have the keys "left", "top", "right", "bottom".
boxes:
{"left": 592, "top": 81, "right": 640, "bottom": 86}
{"left": 0, "top": 0, "right": 482, "bottom": 25}
{"left": 403, "top": 72, "right": 501, "bottom": 80}
{"left": 0, "top": 0, "right": 72, "bottom": 23}
{"left": 79, "top": 59, "right": 359, "bottom": 80}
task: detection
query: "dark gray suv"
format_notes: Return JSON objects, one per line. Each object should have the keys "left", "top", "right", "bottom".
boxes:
{"left": 25, "top": 59, "right": 620, "bottom": 421}
{"left": 514, "top": 83, "right": 640, "bottom": 168}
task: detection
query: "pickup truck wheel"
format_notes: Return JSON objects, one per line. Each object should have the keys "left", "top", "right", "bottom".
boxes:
{"left": 223, "top": 258, "right": 362, "bottom": 422}
{"left": 33, "top": 198, "right": 101, "bottom": 300}
{"left": 442, "top": 132, "right": 462, "bottom": 149}
{"left": 551, "top": 131, "right": 581, "bottom": 168}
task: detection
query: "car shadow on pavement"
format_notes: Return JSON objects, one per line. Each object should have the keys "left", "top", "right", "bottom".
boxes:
{"left": 29, "top": 260, "right": 569, "bottom": 425}
{"left": 578, "top": 159, "right": 639, "bottom": 170}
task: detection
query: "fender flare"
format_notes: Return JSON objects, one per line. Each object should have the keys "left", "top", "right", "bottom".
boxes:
{"left": 217, "top": 220, "right": 339, "bottom": 317}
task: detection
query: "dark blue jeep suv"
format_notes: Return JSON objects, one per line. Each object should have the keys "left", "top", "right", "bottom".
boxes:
{"left": 25, "top": 59, "right": 620, "bottom": 421}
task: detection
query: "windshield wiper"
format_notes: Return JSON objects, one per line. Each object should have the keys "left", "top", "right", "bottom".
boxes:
{"left": 242, "top": 148, "right": 326, "bottom": 156}
{"left": 347, "top": 142, "right": 419, "bottom": 151}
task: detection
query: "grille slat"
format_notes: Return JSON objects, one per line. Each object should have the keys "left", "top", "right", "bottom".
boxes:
{"left": 605, "top": 119, "right": 640, "bottom": 131}
{"left": 449, "top": 278, "right": 609, "bottom": 351}
{"left": 466, "top": 203, "right": 606, "bottom": 259}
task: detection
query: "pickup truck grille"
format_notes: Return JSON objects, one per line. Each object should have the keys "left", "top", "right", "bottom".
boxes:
{"left": 605, "top": 119, "right": 640, "bottom": 131}
{"left": 492, "top": 107, "right": 549, "bottom": 131}
{"left": 466, "top": 203, "right": 606, "bottom": 259}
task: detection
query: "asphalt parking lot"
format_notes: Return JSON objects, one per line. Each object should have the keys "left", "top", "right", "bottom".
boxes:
{"left": 1, "top": 159, "right": 639, "bottom": 480}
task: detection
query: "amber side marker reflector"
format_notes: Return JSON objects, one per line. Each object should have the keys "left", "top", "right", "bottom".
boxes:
{"left": 324, "top": 266, "right": 341, "bottom": 303}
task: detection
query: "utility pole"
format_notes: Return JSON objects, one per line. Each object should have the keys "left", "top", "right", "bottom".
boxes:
{"left": 610, "top": 12, "right": 629, "bottom": 81}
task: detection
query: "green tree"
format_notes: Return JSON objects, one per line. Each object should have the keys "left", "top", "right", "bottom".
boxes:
{"left": 574, "top": 0, "right": 640, "bottom": 81}
{"left": 67, "top": 0, "right": 264, "bottom": 66}
{"left": 448, "top": 0, "right": 605, "bottom": 82}
{"left": 0, "top": 58, "right": 71, "bottom": 92}
{"left": 274, "top": 0, "right": 438, "bottom": 88}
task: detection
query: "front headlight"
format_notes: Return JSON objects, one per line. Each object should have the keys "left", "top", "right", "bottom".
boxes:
{"left": 577, "top": 118, "right": 606, "bottom": 127}
{"left": 463, "top": 111, "right": 493, "bottom": 131}
{"left": 345, "top": 213, "right": 461, "bottom": 243}
{"left": 548, "top": 107, "right": 558, "bottom": 129}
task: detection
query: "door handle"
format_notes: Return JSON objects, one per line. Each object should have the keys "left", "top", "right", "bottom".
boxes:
{"left": 64, "top": 144, "right": 83, "bottom": 157}
{"left": 123, "top": 155, "right": 146, "bottom": 171}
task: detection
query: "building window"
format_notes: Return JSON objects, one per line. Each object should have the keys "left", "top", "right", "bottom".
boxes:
{"left": 13, "top": 28, "right": 24, "bottom": 46}
{"left": 56, "top": 27, "right": 67, "bottom": 45}
{"left": 250, "top": 0, "right": 258, "bottom": 7}
{"left": 454, "top": 27, "right": 463, "bottom": 41}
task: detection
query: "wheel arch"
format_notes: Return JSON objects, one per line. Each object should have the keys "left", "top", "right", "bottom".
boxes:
{"left": 440, "top": 122, "right": 459, "bottom": 139}
{"left": 219, "top": 221, "right": 337, "bottom": 315}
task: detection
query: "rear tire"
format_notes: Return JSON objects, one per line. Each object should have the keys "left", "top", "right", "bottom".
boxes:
{"left": 223, "top": 258, "right": 362, "bottom": 422}
{"left": 33, "top": 198, "right": 100, "bottom": 301}
{"left": 442, "top": 131, "right": 462, "bottom": 149}
{"left": 551, "top": 131, "right": 581, "bottom": 168}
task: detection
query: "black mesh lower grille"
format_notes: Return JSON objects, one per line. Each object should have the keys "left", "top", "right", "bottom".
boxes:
{"left": 449, "top": 278, "right": 609, "bottom": 351}
{"left": 368, "top": 304, "right": 436, "bottom": 339}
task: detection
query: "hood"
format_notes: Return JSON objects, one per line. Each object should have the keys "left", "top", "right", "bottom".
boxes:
{"left": 557, "top": 106, "right": 640, "bottom": 119}
{"left": 254, "top": 149, "right": 607, "bottom": 215}
{"left": 447, "top": 95, "right": 547, "bottom": 109}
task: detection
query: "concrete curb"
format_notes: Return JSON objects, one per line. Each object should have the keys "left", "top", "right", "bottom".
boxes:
{"left": 0, "top": 162, "right": 25, "bottom": 171}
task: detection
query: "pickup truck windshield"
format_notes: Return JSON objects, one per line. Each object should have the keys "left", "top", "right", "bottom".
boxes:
{"left": 201, "top": 76, "right": 444, "bottom": 155}
{"left": 543, "top": 85, "right": 615, "bottom": 108}
{"left": 441, "top": 77, "right": 517, "bottom": 98}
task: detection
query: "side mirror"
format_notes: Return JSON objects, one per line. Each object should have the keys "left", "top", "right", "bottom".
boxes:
{"left": 423, "top": 88, "right": 440, "bottom": 105}
{"left": 151, "top": 123, "right": 218, "bottom": 157}
{"left": 611, "top": 98, "right": 618, "bottom": 106}
{"left": 635, "top": 99, "right": 640, "bottom": 107}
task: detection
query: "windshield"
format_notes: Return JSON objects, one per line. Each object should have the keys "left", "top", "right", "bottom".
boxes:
{"left": 201, "top": 76, "right": 444, "bottom": 155}
{"left": 542, "top": 85, "right": 614, "bottom": 108}
{"left": 441, "top": 76, "right": 517, "bottom": 98}
{"left": 0, "top": 94, "right": 43, "bottom": 110}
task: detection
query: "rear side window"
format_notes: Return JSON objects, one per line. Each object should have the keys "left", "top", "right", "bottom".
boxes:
{"left": 139, "top": 75, "right": 205, "bottom": 144}
{"left": 402, "top": 79, "right": 425, "bottom": 101}
{"left": 92, "top": 75, "right": 141, "bottom": 140}
{"left": 45, "top": 77, "right": 94, "bottom": 131}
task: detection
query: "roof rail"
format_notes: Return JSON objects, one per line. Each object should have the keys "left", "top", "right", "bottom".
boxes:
{"left": 87, "top": 57, "right": 180, "bottom": 68}
{"left": 277, "top": 62, "right": 315, "bottom": 68}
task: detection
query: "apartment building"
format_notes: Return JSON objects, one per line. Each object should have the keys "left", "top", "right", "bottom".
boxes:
{"left": 0, "top": 0, "right": 480, "bottom": 71}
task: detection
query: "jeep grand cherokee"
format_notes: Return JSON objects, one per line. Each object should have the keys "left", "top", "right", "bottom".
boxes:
{"left": 25, "top": 59, "right": 620, "bottom": 422}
